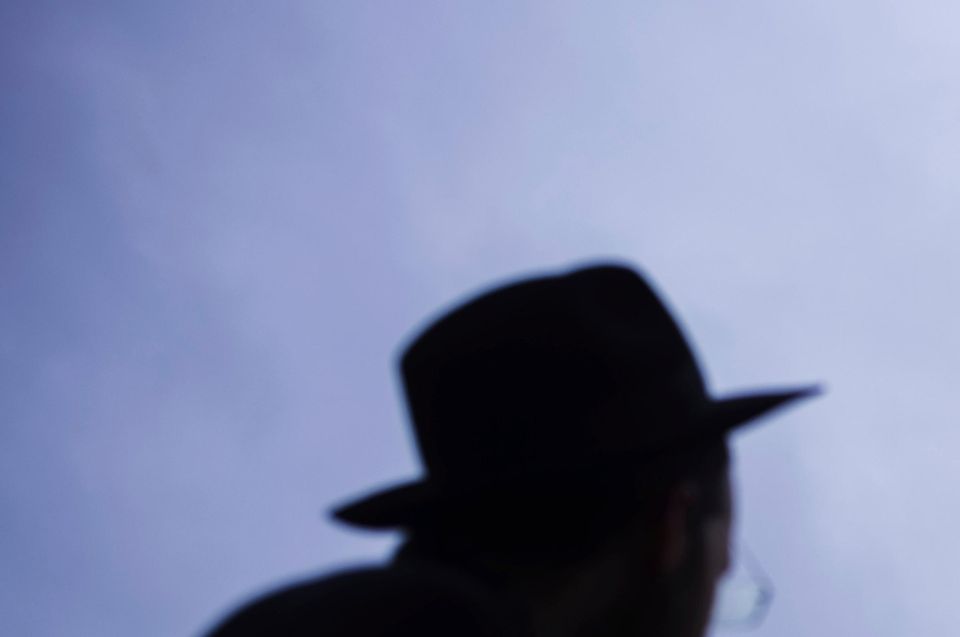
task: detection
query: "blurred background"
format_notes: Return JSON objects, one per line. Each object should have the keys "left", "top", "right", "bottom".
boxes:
{"left": 3, "top": 1, "right": 959, "bottom": 635}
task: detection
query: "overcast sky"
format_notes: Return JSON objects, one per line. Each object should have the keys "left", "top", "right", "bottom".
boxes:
{"left": 4, "top": 2, "right": 960, "bottom": 635}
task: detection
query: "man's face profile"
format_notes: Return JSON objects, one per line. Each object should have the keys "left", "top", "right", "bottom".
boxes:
{"left": 685, "top": 470, "right": 733, "bottom": 637}
{"left": 603, "top": 466, "right": 733, "bottom": 637}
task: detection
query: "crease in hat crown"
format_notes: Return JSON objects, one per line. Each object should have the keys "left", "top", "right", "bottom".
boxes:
{"left": 332, "top": 261, "right": 820, "bottom": 529}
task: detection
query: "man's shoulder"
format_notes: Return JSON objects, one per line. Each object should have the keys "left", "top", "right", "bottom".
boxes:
{"left": 206, "top": 561, "right": 528, "bottom": 636}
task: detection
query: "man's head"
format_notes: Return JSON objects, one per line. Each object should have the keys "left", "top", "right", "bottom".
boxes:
{"left": 333, "top": 262, "right": 817, "bottom": 634}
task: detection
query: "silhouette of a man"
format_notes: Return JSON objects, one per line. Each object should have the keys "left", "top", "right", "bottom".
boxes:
{"left": 206, "top": 262, "right": 818, "bottom": 637}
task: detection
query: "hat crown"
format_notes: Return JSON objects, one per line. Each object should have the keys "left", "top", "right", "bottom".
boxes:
{"left": 399, "top": 264, "right": 709, "bottom": 485}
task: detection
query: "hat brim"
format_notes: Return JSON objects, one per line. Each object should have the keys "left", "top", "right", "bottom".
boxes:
{"left": 332, "top": 385, "right": 821, "bottom": 529}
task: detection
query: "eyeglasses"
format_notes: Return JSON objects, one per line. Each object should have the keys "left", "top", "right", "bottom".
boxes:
{"left": 710, "top": 545, "right": 775, "bottom": 631}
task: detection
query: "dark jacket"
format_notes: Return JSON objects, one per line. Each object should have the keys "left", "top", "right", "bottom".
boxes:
{"left": 205, "top": 559, "right": 534, "bottom": 637}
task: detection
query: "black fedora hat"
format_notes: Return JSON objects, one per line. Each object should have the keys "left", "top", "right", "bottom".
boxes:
{"left": 333, "top": 262, "right": 818, "bottom": 529}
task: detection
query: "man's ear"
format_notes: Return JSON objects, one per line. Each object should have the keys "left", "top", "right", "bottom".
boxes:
{"left": 656, "top": 482, "right": 700, "bottom": 574}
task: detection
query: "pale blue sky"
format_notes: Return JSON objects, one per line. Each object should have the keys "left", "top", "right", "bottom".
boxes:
{"left": 3, "top": 2, "right": 960, "bottom": 635}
